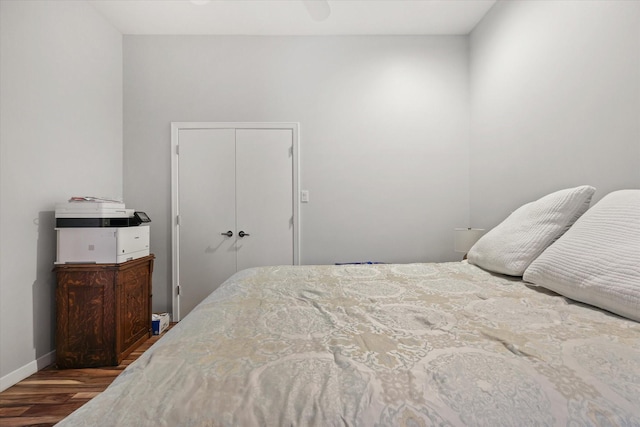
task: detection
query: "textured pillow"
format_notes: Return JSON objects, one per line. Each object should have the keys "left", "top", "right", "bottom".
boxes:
{"left": 524, "top": 190, "right": 640, "bottom": 322}
{"left": 467, "top": 185, "right": 595, "bottom": 276}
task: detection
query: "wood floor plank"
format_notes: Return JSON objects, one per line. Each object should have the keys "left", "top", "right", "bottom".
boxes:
{"left": 21, "top": 402, "right": 87, "bottom": 417}
{"left": 18, "top": 380, "right": 84, "bottom": 386}
{"left": 0, "top": 394, "right": 72, "bottom": 405}
{"left": 0, "top": 324, "right": 173, "bottom": 427}
{"left": 0, "top": 415, "right": 63, "bottom": 426}
{"left": 0, "top": 406, "right": 30, "bottom": 417}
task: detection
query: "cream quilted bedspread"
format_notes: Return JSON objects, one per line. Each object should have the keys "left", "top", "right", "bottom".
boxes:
{"left": 58, "top": 262, "right": 640, "bottom": 426}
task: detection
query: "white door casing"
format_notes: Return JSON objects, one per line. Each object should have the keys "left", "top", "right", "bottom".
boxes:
{"left": 171, "top": 122, "right": 300, "bottom": 321}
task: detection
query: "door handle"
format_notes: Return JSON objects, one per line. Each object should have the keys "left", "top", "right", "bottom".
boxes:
{"left": 221, "top": 231, "right": 233, "bottom": 237}
{"left": 238, "top": 231, "right": 250, "bottom": 238}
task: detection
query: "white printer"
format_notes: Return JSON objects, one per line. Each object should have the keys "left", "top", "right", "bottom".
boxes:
{"left": 55, "top": 199, "right": 151, "bottom": 264}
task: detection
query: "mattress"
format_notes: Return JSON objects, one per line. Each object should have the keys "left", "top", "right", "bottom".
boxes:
{"left": 57, "top": 262, "right": 640, "bottom": 426}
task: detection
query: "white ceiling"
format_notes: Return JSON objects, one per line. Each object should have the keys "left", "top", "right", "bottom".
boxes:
{"left": 89, "top": 0, "right": 496, "bottom": 36}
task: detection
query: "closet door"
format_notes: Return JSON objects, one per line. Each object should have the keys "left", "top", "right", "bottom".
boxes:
{"left": 175, "top": 125, "right": 297, "bottom": 320}
{"left": 236, "top": 129, "right": 294, "bottom": 270}
{"left": 178, "top": 129, "right": 236, "bottom": 318}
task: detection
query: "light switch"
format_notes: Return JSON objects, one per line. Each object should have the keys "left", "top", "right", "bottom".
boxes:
{"left": 301, "top": 190, "right": 310, "bottom": 203}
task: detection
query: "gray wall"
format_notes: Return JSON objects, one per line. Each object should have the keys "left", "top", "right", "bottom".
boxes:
{"left": 0, "top": 1, "right": 122, "bottom": 388}
{"left": 469, "top": 0, "right": 640, "bottom": 228}
{"left": 123, "top": 36, "right": 471, "bottom": 313}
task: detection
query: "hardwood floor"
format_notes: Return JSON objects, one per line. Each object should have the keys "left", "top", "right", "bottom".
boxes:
{"left": 0, "top": 328, "right": 170, "bottom": 427}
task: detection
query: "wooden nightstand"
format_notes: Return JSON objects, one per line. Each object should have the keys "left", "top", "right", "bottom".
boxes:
{"left": 54, "top": 254, "right": 154, "bottom": 368}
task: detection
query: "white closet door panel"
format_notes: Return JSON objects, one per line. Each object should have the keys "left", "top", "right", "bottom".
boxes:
{"left": 236, "top": 129, "right": 294, "bottom": 271}
{"left": 178, "top": 128, "right": 236, "bottom": 318}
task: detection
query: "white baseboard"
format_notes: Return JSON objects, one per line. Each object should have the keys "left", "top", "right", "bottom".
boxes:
{"left": 0, "top": 350, "right": 56, "bottom": 392}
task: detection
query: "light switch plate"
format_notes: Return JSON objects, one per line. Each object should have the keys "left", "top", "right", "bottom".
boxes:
{"left": 301, "top": 190, "right": 309, "bottom": 203}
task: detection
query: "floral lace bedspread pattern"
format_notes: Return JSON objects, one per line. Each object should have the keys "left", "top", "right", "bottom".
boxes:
{"left": 58, "top": 262, "right": 640, "bottom": 426}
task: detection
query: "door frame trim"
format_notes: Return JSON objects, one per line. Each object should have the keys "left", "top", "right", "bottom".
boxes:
{"left": 170, "top": 122, "right": 300, "bottom": 321}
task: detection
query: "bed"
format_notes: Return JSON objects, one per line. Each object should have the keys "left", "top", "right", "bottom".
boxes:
{"left": 57, "top": 187, "right": 640, "bottom": 426}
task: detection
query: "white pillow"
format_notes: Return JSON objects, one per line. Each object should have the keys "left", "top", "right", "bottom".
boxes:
{"left": 523, "top": 190, "right": 640, "bottom": 322}
{"left": 467, "top": 185, "right": 595, "bottom": 276}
